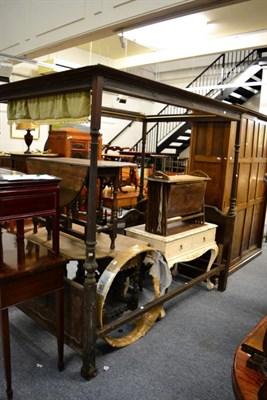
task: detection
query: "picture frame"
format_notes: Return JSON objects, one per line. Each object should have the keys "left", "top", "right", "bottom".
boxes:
{"left": 10, "top": 123, "right": 40, "bottom": 140}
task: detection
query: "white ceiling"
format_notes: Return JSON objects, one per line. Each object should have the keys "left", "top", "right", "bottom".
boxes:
{"left": 63, "top": 0, "right": 266, "bottom": 86}
{"left": 77, "top": 0, "right": 267, "bottom": 65}
{"left": 7, "top": 0, "right": 267, "bottom": 85}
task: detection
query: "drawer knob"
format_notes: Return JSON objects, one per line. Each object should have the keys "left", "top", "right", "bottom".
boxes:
{"left": 179, "top": 244, "right": 183, "bottom": 250}
{"left": 203, "top": 236, "right": 206, "bottom": 242}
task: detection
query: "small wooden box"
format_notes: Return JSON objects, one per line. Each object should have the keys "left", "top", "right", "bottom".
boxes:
{"left": 145, "top": 172, "right": 209, "bottom": 236}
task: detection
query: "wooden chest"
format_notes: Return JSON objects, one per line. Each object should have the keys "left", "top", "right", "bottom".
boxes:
{"left": 145, "top": 172, "right": 209, "bottom": 236}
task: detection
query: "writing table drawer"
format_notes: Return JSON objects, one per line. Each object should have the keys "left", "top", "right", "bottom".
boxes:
{"left": 163, "top": 237, "right": 192, "bottom": 261}
{"left": 191, "top": 228, "right": 215, "bottom": 246}
{"left": 71, "top": 141, "right": 88, "bottom": 150}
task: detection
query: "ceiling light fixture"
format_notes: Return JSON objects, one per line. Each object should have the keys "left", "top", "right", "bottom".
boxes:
{"left": 123, "top": 14, "right": 209, "bottom": 51}
{"left": 116, "top": 94, "right": 128, "bottom": 104}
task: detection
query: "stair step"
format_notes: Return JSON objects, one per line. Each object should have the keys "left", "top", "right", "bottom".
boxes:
{"left": 138, "top": 49, "right": 263, "bottom": 157}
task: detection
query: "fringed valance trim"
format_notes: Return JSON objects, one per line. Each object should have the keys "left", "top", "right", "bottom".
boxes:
{"left": 8, "top": 117, "right": 90, "bottom": 125}
{"left": 7, "top": 91, "right": 91, "bottom": 124}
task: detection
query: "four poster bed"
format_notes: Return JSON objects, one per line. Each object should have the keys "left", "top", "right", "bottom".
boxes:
{"left": 0, "top": 64, "right": 266, "bottom": 380}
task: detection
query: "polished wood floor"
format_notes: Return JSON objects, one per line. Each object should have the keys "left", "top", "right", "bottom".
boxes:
{"left": 232, "top": 316, "right": 267, "bottom": 399}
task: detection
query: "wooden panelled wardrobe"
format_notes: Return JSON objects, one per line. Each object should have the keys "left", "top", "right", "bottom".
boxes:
{"left": 189, "top": 114, "right": 267, "bottom": 278}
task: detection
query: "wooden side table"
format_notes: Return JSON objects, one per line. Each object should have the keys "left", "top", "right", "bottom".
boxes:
{"left": 232, "top": 316, "right": 267, "bottom": 399}
{"left": 126, "top": 222, "right": 218, "bottom": 290}
{"left": 0, "top": 230, "right": 66, "bottom": 400}
{"left": 0, "top": 172, "right": 65, "bottom": 399}
{"left": 0, "top": 171, "right": 61, "bottom": 257}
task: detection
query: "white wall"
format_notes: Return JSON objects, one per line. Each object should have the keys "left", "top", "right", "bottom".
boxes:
{"left": 0, "top": 92, "right": 164, "bottom": 153}
{"left": 101, "top": 92, "right": 165, "bottom": 147}
{"left": 0, "top": 103, "right": 49, "bottom": 153}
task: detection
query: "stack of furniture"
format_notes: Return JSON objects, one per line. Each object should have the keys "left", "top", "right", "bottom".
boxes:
{"left": 0, "top": 63, "right": 266, "bottom": 381}
{"left": 145, "top": 171, "right": 209, "bottom": 236}
{"left": 126, "top": 171, "right": 220, "bottom": 290}
{"left": 102, "top": 145, "right": 140, "bottom": 210}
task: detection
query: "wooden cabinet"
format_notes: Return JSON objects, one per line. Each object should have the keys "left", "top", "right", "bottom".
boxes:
{"left": 189, "top": 115, "right": 267, "bottom": 275}
{"left": 0, "top": 155, "right": 11, "bottom": 168}
{"left": 145, "top": 172, "right": 209, "bottom": 236}
{"left": 9, "top": 152, "right": 59, "bottom": 173}
{"left": 47, "top": 128, "right": 102, "bottom": 159}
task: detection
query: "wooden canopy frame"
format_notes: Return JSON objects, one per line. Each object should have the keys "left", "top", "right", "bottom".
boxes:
{"left": 1, "top": 64, "right": 266, "bottom": 379}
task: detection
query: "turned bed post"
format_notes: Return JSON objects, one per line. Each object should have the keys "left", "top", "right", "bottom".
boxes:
{"left": 218, "top": 121, "right": 241, "bottom": 291}
{"left": 81, "top": 74, "right": 103, "bottom": 380}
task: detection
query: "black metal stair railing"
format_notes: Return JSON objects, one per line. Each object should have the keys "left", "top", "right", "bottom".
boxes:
{"left": 131, "top": 48, "right": 262, "bottom": 155}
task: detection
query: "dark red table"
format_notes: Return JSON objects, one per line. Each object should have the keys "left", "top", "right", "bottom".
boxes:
{"left": 0, "top": 170, "right": 61, "bottom": 256}
{"left": 0, "top": 171, "right": 66, "bottom": 399}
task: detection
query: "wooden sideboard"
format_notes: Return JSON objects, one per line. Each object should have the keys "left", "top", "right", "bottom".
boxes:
{"left": 47, "top": 128, "right": 102, "bottom": 159}
{"left": 9, "top": 152, "right": 59, "bottom": 173}
{"left": 0, "top": 155, "right": 11, "bottom": 169}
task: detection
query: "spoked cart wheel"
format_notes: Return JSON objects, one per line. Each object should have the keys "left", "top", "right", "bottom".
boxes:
{"left": 97, "top": 244, "right": 165, "bottom": 347}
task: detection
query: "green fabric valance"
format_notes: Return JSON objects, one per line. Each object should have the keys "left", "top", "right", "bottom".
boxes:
{"left": 8, "top": 91, "right": 91, "bottom": 124}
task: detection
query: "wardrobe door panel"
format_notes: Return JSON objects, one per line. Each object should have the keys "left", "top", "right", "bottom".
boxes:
{"left": 241, "top": 206, "right": 253, "bottom": 253}
{"left": 250, "top": 202, "right": 264, "bottom": 247}
{"left": 231, "top": 209, "right": 246, "bottom": 261}
{"left": 236, "top": 163, "right": 250, "bottom": 206}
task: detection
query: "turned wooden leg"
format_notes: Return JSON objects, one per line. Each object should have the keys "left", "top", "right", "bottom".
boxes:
{"left": 0, "top": 308, "right": 13, "bottom": 399}
{"left": 55, "top": 289, "right": 64, "bottom": 372}
{"left": 206, "top": 244, "right": 219, "bottom": 290}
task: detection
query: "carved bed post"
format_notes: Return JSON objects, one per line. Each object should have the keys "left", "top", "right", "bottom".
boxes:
{"left": 228, "top": 121, "right": 241, "bottom": 217}
{"left": 81, "top": 75, "right": 103, "bottom": 380}
{"left": 218, "top": 121, "right": 241, "bottom": 291}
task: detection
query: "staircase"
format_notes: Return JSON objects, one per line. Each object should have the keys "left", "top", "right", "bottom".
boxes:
{"left": 131, "top": 48, "right": 266, "bottom": 156}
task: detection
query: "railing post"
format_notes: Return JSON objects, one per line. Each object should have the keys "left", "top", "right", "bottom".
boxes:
{"left": 156, "top": 123, "right": 159, "bottom": 153}
{"left": 126, "top": 49, "right": 259, "bottom": 155}
{"left": 138, "top": 120, "right": 147, "bottom": 201}
{"left": 221, "top": 53, "right": 225, "bottom": 96}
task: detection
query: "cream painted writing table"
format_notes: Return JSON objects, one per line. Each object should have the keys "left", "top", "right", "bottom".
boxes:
{"left": 125, "top": 222, "right": 219, "bottom": 290}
